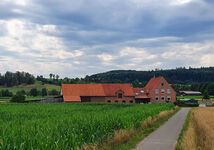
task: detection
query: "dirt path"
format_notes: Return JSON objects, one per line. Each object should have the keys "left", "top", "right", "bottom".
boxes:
{"left": 133, "top": 108, "right": 190, "bottom": 150}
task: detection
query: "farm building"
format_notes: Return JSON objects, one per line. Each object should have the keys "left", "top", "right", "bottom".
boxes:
{"left": 179, "top": 91, "right": 202, "bottom": 96}
{"left": 61, "top": 76, "right": 176, "bottom": 103}
{"left": 133, "top": 77, "right": 176, "bottom": 103}
{"left": 62, "top": 84, "right": 135, "bottom": 103}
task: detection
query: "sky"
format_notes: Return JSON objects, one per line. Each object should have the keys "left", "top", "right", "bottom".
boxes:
{"left": 0, "top": 0, "right": 214, "bottom": 78}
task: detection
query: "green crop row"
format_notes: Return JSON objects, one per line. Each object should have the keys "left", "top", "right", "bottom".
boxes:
{"left": 0, "top": 103, "right": 174, "bottom": 150}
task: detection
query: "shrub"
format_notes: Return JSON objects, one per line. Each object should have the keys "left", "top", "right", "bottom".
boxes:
{"left": 30, "top": 88, "right": 38, "bottom": 97}
{"left": 174, "top": 100, "right": 199, "bottom": 107}
{"left": 16, "top": 90, "right": 26, "bottom": 95}
{"left": 49, "top": 89, "right": 60, "bottom": 96}
{"left": 10, "top": 95, "right": 26, "bottom": 103}
{"left": 42, "top": 88, "right": 48, "bottom": 96}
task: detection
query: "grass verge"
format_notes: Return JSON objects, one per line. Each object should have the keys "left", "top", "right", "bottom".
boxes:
{"left": 175, "top": 110, "right": 192, "bottom": 150}
{"left": 83, "top": 106, "right": 180, "bottom": 150}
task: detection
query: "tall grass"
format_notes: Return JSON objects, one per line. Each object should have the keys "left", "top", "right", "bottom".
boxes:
{"left": 0, "top": 103, "right": 174, "bottom": 149}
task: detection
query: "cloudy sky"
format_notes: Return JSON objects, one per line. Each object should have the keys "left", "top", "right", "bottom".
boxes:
{"left": 0, "top": 0, "right": 214, "bottom": 78}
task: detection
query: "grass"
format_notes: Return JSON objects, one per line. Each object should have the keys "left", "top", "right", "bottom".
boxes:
{"left": 175, "top": 107, "right": 214, "bottom": 150}
{"left": 0, "top": 103, "right": 175, "bottom": 150}
{"left": 175, "top": 110, "right": 192, "bottom": 150}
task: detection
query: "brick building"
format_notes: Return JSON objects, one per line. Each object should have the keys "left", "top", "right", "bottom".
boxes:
{"left": 62, "top": 84, "right": 135, "bottom": 103}
{"left": 133, "top": 77, "right": 176, "bottom": 103}
{"left": 61, "top": 77, "right": 176, "bottom": 103}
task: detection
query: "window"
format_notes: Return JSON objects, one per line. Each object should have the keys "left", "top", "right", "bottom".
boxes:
{"left": 155, "top": 89, "right": 159, "bottom": 94}
{"left": 167, "top": 96, "right": 171, "bottom": 101}
{"left": 107, "top": 100, "right": 111, "bottom": 103}
{"left": 167, "top": 89, "right": 171, "bottom": 94}
{"left": 130, "top": 100, "right": 134, "bottom": 103}
{"left": 161, "top": 89, "right": 165, "bottom": 94}
{"left": 155, "top": 96, "right": 159, "bottom": 101}
{"left": 122, "top": 100, "right": 126, "bottom": 103}
{"left": 118, "top": 93, "right": 123, "bottom": 99}
{"left": 161, "top": 83, "right": 164, "bottom": 86}
{"left": 161, "top": 96, "right": 165, "bottom": 101}
{"left": 115, "top": 100, "right": 118, "bottom": 103}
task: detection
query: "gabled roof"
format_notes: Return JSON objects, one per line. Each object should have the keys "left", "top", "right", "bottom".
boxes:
{"left": 145, "top": 77, "right": 163, "bottom": 90}
{"left": 62, "top": 84, "right": 135, "bottom": 100}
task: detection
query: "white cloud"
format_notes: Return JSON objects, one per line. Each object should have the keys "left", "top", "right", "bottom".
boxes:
{"left": 201, "top": 54, "right": 214, "bottom": 67}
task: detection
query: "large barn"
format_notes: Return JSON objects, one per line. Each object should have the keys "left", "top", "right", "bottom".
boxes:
{"left": 61, "top": 76, "right": 176, "bottom": 103}
{"left": 62, "top": 84, "right": 135, "bottom": 103}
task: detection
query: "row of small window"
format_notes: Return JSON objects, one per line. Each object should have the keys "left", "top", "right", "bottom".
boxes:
{"left": 155, "top": 89, "right": 171, "bottom": 94}
{"left": 107, "top": 100, "right": 134, "bottom": 103}
{"left": 155, "top": 96, "right": 171, "bottom": 101}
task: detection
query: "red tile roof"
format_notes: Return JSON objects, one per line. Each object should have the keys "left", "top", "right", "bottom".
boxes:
{"left": 62, "top": 84, "right": 105, "bottom": 97}
{"left": 62, "top": 84, "right": 135, "bottom": 99}
{"left": 102, "top": 84, "right": 134, "bottom": 96}
{"left": 145, "top": 77, "right": 163, "bottom": 90}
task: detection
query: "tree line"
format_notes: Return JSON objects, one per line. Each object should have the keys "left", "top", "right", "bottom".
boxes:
{"left": 0, "top": 71, "right": 35, "bottom": 87}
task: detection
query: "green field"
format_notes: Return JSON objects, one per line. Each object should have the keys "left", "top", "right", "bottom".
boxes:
{"left": 0, "top": 103, "right": 174, "bottom": 149}
{"left": 0, "top": 81, "right": 61, "bottom": 94}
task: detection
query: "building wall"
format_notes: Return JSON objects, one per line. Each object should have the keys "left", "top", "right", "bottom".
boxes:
{"left": 149, "top": 78, "right": 176, "bottom": 103}
{"left": 104, "top": 96, "right": 135, "bottom": 104}
{"left": 90, "top": 96, "right": 106, "bottom": 102}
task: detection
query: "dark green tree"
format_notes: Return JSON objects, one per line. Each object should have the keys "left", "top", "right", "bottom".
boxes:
{"left": 30, "top": 88, "right": 38, "bottom": 97}
{"left": 203, "top": 90, "right": 210, "bottom": 100}
{"left": 42, "top": 88, "right": 48, "bottom": 96}
{"left": 16, "top": 90, "right": 26, "bottom": 95}
{"left": 49, "top": 89, "right": 59, "bottom": 96}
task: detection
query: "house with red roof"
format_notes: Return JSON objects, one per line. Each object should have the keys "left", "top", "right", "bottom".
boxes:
{"left": 133, "top": 77, "right": 176, "bottom": 103}
{"left": 61, "top": 76, "right": 176, "bottom": 103}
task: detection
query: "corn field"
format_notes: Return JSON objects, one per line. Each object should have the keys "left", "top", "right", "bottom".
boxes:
{"left": 0, "top": 103, "right": 174, "bottom": 150}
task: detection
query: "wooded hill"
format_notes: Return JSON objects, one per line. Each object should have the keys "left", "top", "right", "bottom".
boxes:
{"left": 85, "top": 67, "right": 214, "bottom": 85}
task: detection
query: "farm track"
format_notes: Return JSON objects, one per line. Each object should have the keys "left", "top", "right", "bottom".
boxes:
{"left": 133, "top": 108, "right": 190, "bottom": 150}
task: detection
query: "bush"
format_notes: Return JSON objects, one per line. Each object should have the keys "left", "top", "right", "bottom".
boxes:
{"left": 30, "top": 88, "right": 39, "bottom": 97}
{"left": 10, "top": 95, "right": 26, "bottom": 103}
{"left": 16, "top": 90, "right": 26, "bottom": 96}
{"left": 42, "top": 88, "right": 48, "bottom": 96}
{"left": 49, "top": 89, "right": 60, "bottom": 96}
{"left": 174, "top": 100, "right": 199, "bottom": 107}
